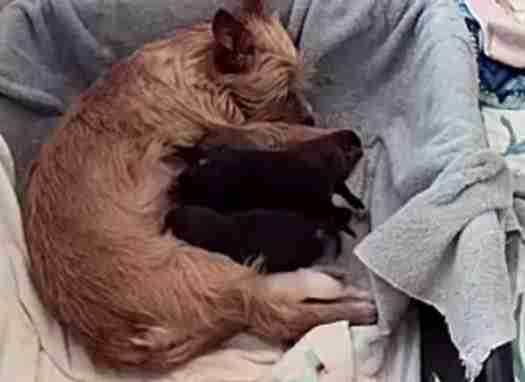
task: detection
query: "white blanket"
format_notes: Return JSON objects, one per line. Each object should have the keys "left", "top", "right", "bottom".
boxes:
{"left": 0, "top": 0, "right": 521, "bottom": 381}
{"left": 0, "top": 131, "right": 421, "bottom": 381}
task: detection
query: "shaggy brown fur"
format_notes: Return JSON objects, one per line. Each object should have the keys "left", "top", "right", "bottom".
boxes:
{"left": 23, "top": 0, "right": 375, "bottom": 371}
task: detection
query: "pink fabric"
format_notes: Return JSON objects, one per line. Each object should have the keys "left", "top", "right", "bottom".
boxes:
{"left": 466, "top": 0, "right": 525, "bottom": 68}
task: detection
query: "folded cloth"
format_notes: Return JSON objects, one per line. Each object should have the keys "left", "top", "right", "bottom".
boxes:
{"left": 2, "top": 158, "right": 272, "bottom": 382}
{"left": 481, "top": 106, "right": 525, "bottom": 381}
{"left": 0, "top": 0, "right": 521, "bottom": 381}
{"left": 1, "top": 131, "right": 369, "bottom": 382}
{"left": 456, "top": 0, "right": 525, "bottom": 109}
{"left": 286, "top": 0, "right": 521, "bottom": 380}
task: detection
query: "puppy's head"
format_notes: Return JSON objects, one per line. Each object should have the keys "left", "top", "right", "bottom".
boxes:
{"left": 334, "top": 129, "right": 363, "bottom": 171}
{"left": 211, "top": 1, "right": 315, "bottom": 125}
{"left": 324, "top": 130, "right": 363, "bottom": 184}
{"left": 291, "top": 129, "right": 363, "bottom": 177}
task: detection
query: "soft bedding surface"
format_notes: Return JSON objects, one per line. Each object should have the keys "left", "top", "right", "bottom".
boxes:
{"left": 0, "top": 0, "right": 522, "bottom": 381}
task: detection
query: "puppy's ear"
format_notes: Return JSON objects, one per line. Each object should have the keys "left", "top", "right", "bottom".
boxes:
{"left": 212, "top": 9, "right": 255, "bottom": 73}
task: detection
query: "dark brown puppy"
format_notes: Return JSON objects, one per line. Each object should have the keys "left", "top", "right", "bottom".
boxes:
{"left": 172, "top": 129, "right": 364, "bottom": 239}
{"left": 163, "top": 205, "right": 344, "bottom": 273}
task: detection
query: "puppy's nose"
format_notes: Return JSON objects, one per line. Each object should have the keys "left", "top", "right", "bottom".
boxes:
{"left": 302, "top": 115, "right": 316, "bottom": 126}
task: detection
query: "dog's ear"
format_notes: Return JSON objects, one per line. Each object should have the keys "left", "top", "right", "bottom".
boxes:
{"left": 212, "top": 9, "right": 255, "bottom": 73}
{"left": 242, "top": 0, "right": 267, "bottom": 17}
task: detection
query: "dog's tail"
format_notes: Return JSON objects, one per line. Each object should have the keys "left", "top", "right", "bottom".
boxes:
{"left": 21, "top": 139, "right": 331, "bottom": 370}
{"left": 23, "top": 139, "right": 240, "bottom": 367}
{"left": 23, "top": 135, "right": 375, "bottom": 371}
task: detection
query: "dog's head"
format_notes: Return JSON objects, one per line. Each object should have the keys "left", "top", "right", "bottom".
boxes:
{"left": 211, "top": 1, "right": 315, "bottom": 125}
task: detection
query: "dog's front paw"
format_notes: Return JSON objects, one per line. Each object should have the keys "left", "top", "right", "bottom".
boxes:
{"left": 307, "top": 265, "right": 374, "bottom": 300}
{"left": 309, "top": 264, "right": 347, "bottom": 283}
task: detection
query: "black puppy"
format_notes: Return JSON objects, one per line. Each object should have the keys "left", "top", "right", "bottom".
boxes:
{"left": 164, "top": 205, "right": 343, "bottom": 273}
{"left": 172, "top": 129, "right": 365, "bottom": 238}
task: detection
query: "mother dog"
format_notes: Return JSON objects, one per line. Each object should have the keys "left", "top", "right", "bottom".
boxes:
{"left": 23, "top": 0, "right": 376, "bottom": 371}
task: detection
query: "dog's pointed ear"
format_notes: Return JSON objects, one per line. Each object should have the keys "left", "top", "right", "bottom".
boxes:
{"left": 212, "top": 9, "right": 255, "bottom": 73}
{"left": 212, "top": 9, "right": 255, "bottom": 55}
{"left": 243, "top": 0, "right": 267, "bottom": 17}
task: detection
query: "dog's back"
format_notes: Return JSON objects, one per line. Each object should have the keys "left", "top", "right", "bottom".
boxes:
{"left": 23, "top": 0, "right": 376, "bottom": 371}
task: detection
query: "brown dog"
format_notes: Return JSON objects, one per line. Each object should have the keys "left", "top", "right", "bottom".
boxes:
{"left": 23, "top": 0, "right": 376, "bottom": 372}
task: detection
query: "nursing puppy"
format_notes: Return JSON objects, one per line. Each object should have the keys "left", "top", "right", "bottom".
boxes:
{"left": 174, "top": 129, "right": 364, "bottom": 227}
{"left": 23, "top": 0, "right": 376, "bottom": 372}
{"left": 164, "top": 205, "right": 345, "bottom": 272}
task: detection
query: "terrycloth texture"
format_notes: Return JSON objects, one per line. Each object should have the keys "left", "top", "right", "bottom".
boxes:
{"left": 285, "top": 1, "right": 520, "bottom": 380}
{"left": 0, "top": 0, "right": 520, "bottom": 381}
{"left": 0, "top": 1, "right": 411, "bottom": 381}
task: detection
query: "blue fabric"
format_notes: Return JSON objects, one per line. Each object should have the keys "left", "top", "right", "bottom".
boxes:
{"left": 499, "top": 116, "right": 525, "bottom": 157}
{"left": 456, "top": 0, "right": 525, "bottom": 110}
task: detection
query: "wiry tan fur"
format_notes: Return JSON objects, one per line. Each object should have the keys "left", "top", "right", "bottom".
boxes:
{"left": 23, "top": 1, "right": 374, "bottom": 371}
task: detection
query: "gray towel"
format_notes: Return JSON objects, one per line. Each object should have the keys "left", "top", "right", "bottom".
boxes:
{"left": 0, "top": 0, "right": 522, "bottom": 380}
{"left": 285, "top": 1, "right": 522, "bottom": 379}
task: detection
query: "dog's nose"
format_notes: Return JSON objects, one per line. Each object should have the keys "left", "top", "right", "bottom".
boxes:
{"left": 302, "top": 115, "right": 316, "bottom": 126}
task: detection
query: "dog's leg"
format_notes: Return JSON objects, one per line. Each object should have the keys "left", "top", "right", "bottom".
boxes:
{"left": 248, "top": 269, "right": 377, "bottom": 341}
{"left": 126, "top": 253, "right": 376, "bottom": 367}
